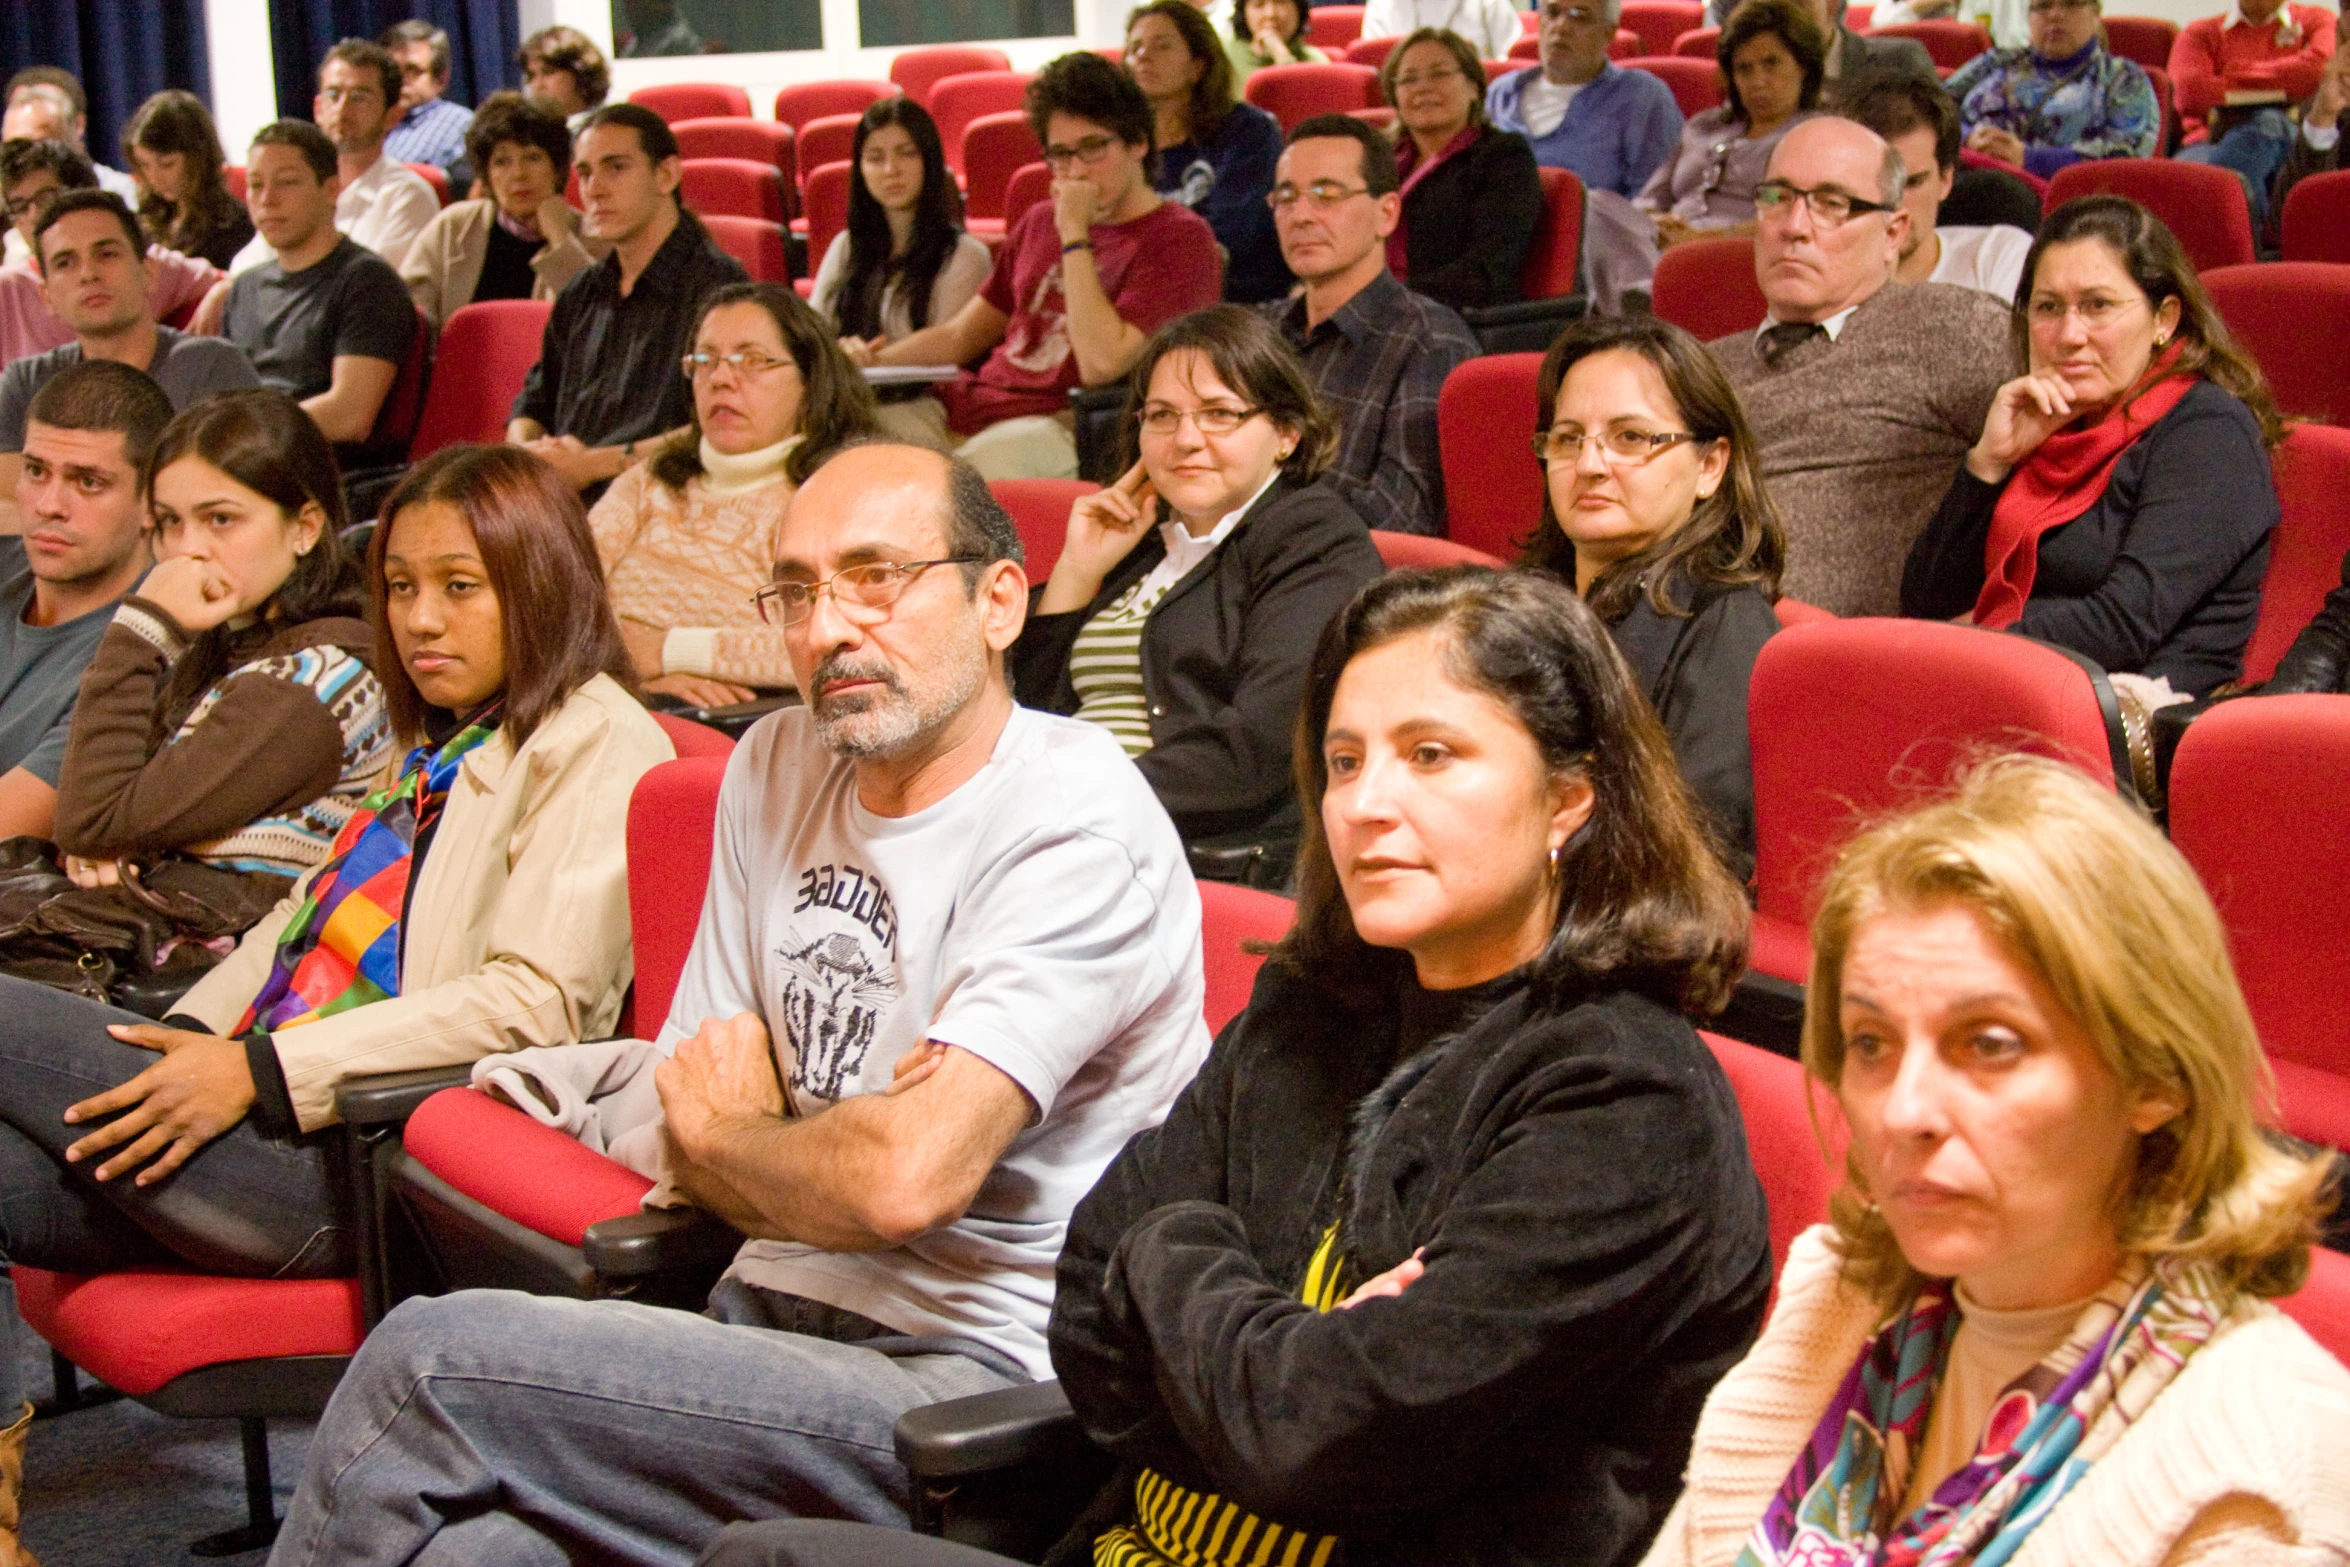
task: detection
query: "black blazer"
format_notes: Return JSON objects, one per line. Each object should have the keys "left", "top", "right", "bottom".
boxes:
{"left": 1399, "top": 125, "right": 1544, "bottom": 312}
{"left": 1010, "top": 474, "right": 1382, "bottom": 849}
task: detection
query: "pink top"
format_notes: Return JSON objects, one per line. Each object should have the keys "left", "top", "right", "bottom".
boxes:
{"left": 0, "top": 248, "right": 223, "bottom": 365}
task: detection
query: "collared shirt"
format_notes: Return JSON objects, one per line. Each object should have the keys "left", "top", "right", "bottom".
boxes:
{"left": 1755, "top": 302, "right": 1863, "bottom": 347}
{"left": 227, "top": 153, "right": 441, "bottom": 276}
{"left": 1487, "top": 61, "right": 1685, "bottom": 198}
{"left": 384, "top": 95, "right": 477, "bottom": 183}
{"left": 1261, "top": 270, "right": 1479, "bottom": 538}
{"left": 512, "top": 210, "right": 747, "bottom": 450}
{"left": 1139, "top": 471, "right": 1275, "bottom": 602}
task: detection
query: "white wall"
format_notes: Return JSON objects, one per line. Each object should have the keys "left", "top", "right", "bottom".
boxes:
{"left": 204, "top": 0, "right": 279, "bottom": 153}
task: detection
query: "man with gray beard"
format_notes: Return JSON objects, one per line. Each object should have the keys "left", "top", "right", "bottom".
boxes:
{"left": 267, "top": 442, "right": 1211, "bottom": 1566}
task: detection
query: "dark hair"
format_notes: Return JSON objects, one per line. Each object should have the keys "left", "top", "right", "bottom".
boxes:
{"left": 2018, "top": 195, "right": 2284, "bottom": 448}
{"left": 579, "top": 101, "right": 682, "bottom": 165}
{"left": 1523, "top": 316, "right": 1785, "bottom": 619}
{"left": 322, "top": 38, "right": 400, "bottom": 109}
{"left": 1377, "top": 29, "right": 1489, "bottom": 128}
{"left": 25, "top": 358, "right": 174, "bottom": 476}
{"left": 1232, "top": 0, "right": 1315, "bottom": 48}
{"left": 518, "top": 25, "right": 613, "bottom": 110}
{"left": 1122, "top": 304, "right": 1339, "bottom": 482}
{"left": 1286, "top": 112, "right": 1400, "bottom": 195}
{"left": 1720, "top": 0, "right": 1828, "bottom": 125}
{"left": 650, "top": 282, "right": 880, "bottom": 492}
{"left": 372, "top": 444, "right": 637, "bottom": 746}
{"left": 837, "top": 98, "right": 966, "bottom": 341}
{"left": 464, "top": 90, "right": 572, "bottom": 183}
{"left": 250, "top": 120, "right": 339, "bottom": 185}
{"left": 1026, "top": 51, "right": 1156, "bottom": 155}
{"left": 0, "top": 138, "right": 96, "bottom": 197}
{"left": 6, "top": 69, "right": 85, "bottom": 126}
{"left": 1844, "top": 73, "right": 1961, "bottom": 175}
{"left": 145, "top": 390, "right": 361, "bottom": 723}
{"left": 945, "top": 456, "right": 1025, "bottom": 572}
{"left": 32, "top": 188, "right": 143, "bottom": 271}
{"left": 1127, "top": 0, "right": 1240, "bottom": 142}
{"left": 379, "top": 19, "right": 453, "bottom": 82}
{"left": 1278, "top": 568, "right": 1750, "bottom": 1013}
{"left": 122, "top": 90, "right": 242, "bottom": 261}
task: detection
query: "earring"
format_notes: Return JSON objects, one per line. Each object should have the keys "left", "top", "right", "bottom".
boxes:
{"left": 1277, "top": 445, "right": 1295, "bottom": 461}
{"left": 1547, "top": 843, "right": 1562, "bottom": 875}
{"left": 2154, "top": 333, "right": 2170, "bottom": 347}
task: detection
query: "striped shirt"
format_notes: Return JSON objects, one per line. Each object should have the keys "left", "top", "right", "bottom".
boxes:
{"left": 176, "top": 643, "right": 393, "bottom": 876}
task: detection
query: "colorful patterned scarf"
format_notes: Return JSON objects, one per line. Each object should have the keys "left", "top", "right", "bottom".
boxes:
{"left": 1737, "top": 1259, "right": 2229, "bottom": 1567}
{"left": 236, "top": 711, "right": 501, "bottom": 1034}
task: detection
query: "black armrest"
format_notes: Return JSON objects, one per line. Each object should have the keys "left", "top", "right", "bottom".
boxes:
{"left": 336, "top": 1065, "right": 477, "bottom": 1128}
{"left": 894, "top": 1380, "right": 1081, "bottom": 1479}
{"left": 1714, "top": 969, "right": 1805, "bottom": 1060}
{"left": 581, "top": 1207, "right": 745, "bottom": 1280}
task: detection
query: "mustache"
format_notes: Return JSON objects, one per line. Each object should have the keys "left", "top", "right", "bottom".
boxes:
{"left": 809, "top": 654, "right": 904, "bottom": 704}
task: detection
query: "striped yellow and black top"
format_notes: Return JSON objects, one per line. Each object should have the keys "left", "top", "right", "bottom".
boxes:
{"left": 1068, "top": 576, "right": 1180, "bottom": 758}
{"left": 1093, "top": 1227, "right": 1350, "bottom": 1567}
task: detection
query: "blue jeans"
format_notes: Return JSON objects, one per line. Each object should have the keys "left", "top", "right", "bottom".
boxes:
{"left": 2178, "top": 105, "right": 2295, "bottom": 227}
{"left": 267, "top": 1288, "right": 1022, "bottom": 1567}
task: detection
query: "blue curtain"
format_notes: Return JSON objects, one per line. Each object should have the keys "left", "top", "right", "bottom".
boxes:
{"left": 271, "top": 0, "right": 522, "bottom": 126}
{"left": 0, "top": 0, "right": 212, "bottom": 171}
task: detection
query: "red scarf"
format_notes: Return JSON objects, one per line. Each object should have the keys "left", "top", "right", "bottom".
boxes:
{"left": 1973, "top": 346, "right": 2195, "bottom": 629}
{"left": 1386, "top": 124, "right": 1480, "bottom": 281}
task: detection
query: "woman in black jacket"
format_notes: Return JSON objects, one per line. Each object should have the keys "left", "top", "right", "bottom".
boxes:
{"left": 1377, "top": 28, "right": 1544, "bottom": 312}
{"left": 1011, "top": 305, "right": 1382, "bottom": 884}
{"left": 1522, "top": 314, "right": 1783, "bottom": 879}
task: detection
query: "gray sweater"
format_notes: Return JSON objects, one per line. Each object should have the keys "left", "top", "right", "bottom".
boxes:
{"left": 1712, "top": 282, "right": 2010, "bottom": 617}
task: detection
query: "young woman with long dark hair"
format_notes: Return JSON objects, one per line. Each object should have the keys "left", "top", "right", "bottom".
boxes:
{"left": 121, "top": 89, "right": 254, "bottom": 271}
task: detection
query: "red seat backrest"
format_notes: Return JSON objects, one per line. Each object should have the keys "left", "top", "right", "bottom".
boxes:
{"left": 1772, "top": 596, "right": 1835, "bottom": 629}
{"left": 2045, "top": 159, "right": 2255, "bottom": 272}
{"left": 627, "top": 754, "right": 732, "bottom": 1040}
{"left": 680, "top": 158, "right": 787, "bottom": 224}
{"left": 223, "top": 162, "right": 245, "bottom": 203}
{"left": 409, "top": 298, "right": 550, "bottom": 461}
{"left": 1700, "top": 1031, "right": 1847, "bottom": 1281}
{"left": 1624, "top": 55, "right": 1727, "bottom": 118}
{"left": 2141, "top": 62, "right": 2179, "bottom": 153}
{"left": 773, "top": 79, "right": 895, "bottom": 133}
{"left": 675, "top": 117, "right": 797, "bottom": 209}
{"left": 1305, "top": 5, "right": 1367, "bottom": 49}
{"left": 988, "top": 479, "right": 1095, "bottom": 580}
{"left": 796, "top": 114, "right": 862, "bottom": 195}
{"left": 1004, "top": 161, "right": 1053, "bottom": 231}
{"left": 1509, "top": 35, "right": 1541, "bottom": 58}
{"left": 1344, "top": 35, "right": 1405, "bottom": 66}
{"left": 964, "top": 112, "right": 1044, "bottom": 220}
{"left": 1371, "top": 531, "right": 1506, "bottom": 569}
{"left": 1522, "top": 166, "right": 1584, "bottom": 301}
{"left": 2201, "top": 262, "right": 2350, "bottom": 430}
{"left": 1245, "top": 63, "right": 1382, "bottom": 131}
{"left": 368, "top": 306, "right": 433, "bottom": 463}
{"left": 1959, "top": 146, "right": 2049, "bottom": 202}
{"left": 405, "top": 161, "right": 453, "bottom": 205}
{"left": 1652, "top": 233, "right": 1765, "bottom": 339}
{"left": 1484, "top": 57, "right": 1526, "bottom": 83}
{"left": 802, "top": 160, "right": 853, "bottom": 280}
{"left": 2241, "top": 425, "right": 2350, "bottom": 685}
{"left": 892, "top": 45, "right": 1014, "bottom": 107}
{"left": 929, "top": 72, "right": 1036, "bottom": 176}
{"left": 1619, "top": 0, "right": 1705, "bottom": 57}
{"left": 2282, "top": 169, "right": 2350, "bottom": 265}
{"left": 1673, "top": 25, "right": 1720, "bottom": 56}
{"left": 1200, "top": 882, "right": 1294, "bottom": 1035}
{"left": 629, "top": 83, "right": 752, "bottom": 122}
{"left": 2281, "top": 1245, "right": 2350, "bottom": 1365}
{"left": 1437, "top": 352, "right": 1545, "bottom": 560}
{"left": 1865, "top": 19, "right": 1990, "bottom": 68}
{"left": 650, "top": 711, "right": 740, "bottom": 760}
{"left": 701, "top": 214, "right": 789, "bottom": 283}
{"left": 2100, "top": 14, "right": 2178, "bottom": 70}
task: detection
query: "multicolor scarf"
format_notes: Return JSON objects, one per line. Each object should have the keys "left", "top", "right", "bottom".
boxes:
{"left": 1737, "top": 1259, "right": 2229, "bottom": 1567}
{"left": 236, "top": 710, "right": 501, "bottom": 1034}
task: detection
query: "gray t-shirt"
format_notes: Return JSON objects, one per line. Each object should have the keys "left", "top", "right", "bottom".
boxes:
{"left": 222, "top": 236, "right": 414, "bottom": 402}
{"left": 0, "top": 328, "right": 259, "bottom": 453}
{"left": 0, "top": 541, "right": 122, "bottom": 786}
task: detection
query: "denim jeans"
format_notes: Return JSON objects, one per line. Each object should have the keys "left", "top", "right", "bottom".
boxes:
{"left": 698, "top": 1519, "right": 1021, "bottom": 1566}
{"left": 2178, "top": 105, "right": 2295, "bottom": 227}
{"left": 268, "top": 1288, "right": 1022, "bottom": 1567}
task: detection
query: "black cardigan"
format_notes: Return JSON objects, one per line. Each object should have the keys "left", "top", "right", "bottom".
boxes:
{"left": 1009, "top": 474, "right": 1382, "bottom": 849}
{"left": 1048, "top": 960, "right": 1772, "bottom": 1567}
{"left": 1399, "top": 125, "right": 1544, "bottom": 312}
{"left": 1900, "top": 380, "right": 2277, "bottom": 695}
{"left": 2268, "top": 546, "right": 2350, "bottom": 694}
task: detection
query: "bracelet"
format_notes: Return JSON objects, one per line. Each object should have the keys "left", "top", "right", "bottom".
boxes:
{"left": 1062, "top": 239, "right": 1092, "bottom": 255}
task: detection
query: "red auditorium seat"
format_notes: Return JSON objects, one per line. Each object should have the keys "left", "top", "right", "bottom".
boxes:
{"left": 1305, "top": 4, "right": 1367, "bottom": 49}
{"left": 891, "top": 45, "right": 1014, "bottom": 107}
{"left": 1508, "top": 34, "right": 1539, "bottom": 58}
{"left": 2282, "top": 1245, "right": 2350, "bottom": 1364}
{"left": 2201, "top": 263, "right": 2350, "bottom": 427}
{"left": 2099, "top": 13, "right": 2178, "bottom": 70}
{"left": 1619, "top": 0, "right": 1705, "bottom": 57}
{"left": 796, "top": 113, "right": 862, "bottom": 199}
{"left": 1745, "top": 619, "right": 2127, "bottom": 985}
{"left": 1199, "top": 883, "right": 1293, "bottom": 1034}
{"left": 365, "top": 306, "right": 433, "bottom": 462}
{"left": 1438, "top": 352, "right": 1546, "bottom": 560}
{"left": 1652, "top": 234, "right": 1765, "bottom": 339}
{"left": 1371, "top": 532, "right": 1506, "bottom": 569}
{"left": 964, "top": 112, "right": 1045, "bottom": 234}
{"left": 2169, "top": 694, "right": 2350, "bottom": 1155}
{"left": 702, "top": 213, "right": 789, "bottom": 282}
{"left": 2281, "top": 169, "right": 2350, "bottom": 265}
{"left": 2045, "top": 159, "right": 2254, "bottom": 272}
{"left": 988, "top": 479, "right": 1094, "bottom": 579}
{"left": 1349, "top": 106, "right": 1399, "bottom": 130}
{"left": 1344, "top": 35, "right": 1405, "bottom": 67}
{"left": 1002, "top": 162, "right": 1053, "bottom": 233}
{"left": 2240, "top": 425, "right": 2350, "bottom": 685}
{"left": 675, "top": 117, "right": 797, "bottom": 209}
{"left": 1700, "top": 1032, "right": 1847, "bottom": 1281}
{"left": 651, "top": 711, "right": 739, "bottom": 761}
{"left": 2142, "top": 63, "right": 2178, "bottom": 154}
{"left": 629, "top": 83, "right": 752, "bottom": 122}
{"left": 1772, "top": 597, "right": 1834, "bottom": 629}
{"left": 1522, "top": 166, "right": 1585, "bottom": 300}
{"left": 222, "top": 162, "right": 244, "bottom": 202}
{"left": 1673, "top": 25, "right": 1720, "bottom": 56}
{"left": 1245, "top": 63, "right": 1382, "bottom": 131}
{"left": 1845, "top": 4, "right": 1872, "bottom": 24}
{"left": 404, "top": 160, "right": 452, "bottom": 205}
{"left": 1865, "top": 19, "right": 1990, "bottom": 70}
{"left": 1625, "top": 56, "right": 1727, "bottom": 118}
{"left": 929, "top": 72, "right": 1035, "bottom": 177}
{"left": 408, "top": 299, "right": 549, "bottom": 461}
{"left": 802, "top": 159, "right": 853, "bottom": 279}
{"left": 681, "top": 157, "right": 787, "bottom": 223}
{"left": 1484, "top": 56, "right": 1528, "bottom": 83}
{"left": 773, "top": 79, "right": 895, "bottom": 133}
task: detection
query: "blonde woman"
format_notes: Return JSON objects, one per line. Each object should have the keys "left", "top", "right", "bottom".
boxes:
{"left": 1645, "top": 755, "right": 2347, "bottom": 1567}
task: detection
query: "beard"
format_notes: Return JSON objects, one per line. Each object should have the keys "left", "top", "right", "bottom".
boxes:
{"left": 808, "top": 637, "right": 986, "bottom": 761}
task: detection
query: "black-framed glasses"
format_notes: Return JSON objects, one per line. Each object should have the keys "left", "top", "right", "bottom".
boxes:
{"left": 1137, "top": 403, "right": 1263, "bottom": 436}
{"left": 1533, "top": 426, "right": 1705, "bottom": 465}
{"left": 752, "top": 558, "right": 984, "bottom": 626}
{"left": 1044, "top": 134, "right": 1119, "bottom": 168}
{"left": 1754, "top": 180, "right": 1896, "bottom": 227}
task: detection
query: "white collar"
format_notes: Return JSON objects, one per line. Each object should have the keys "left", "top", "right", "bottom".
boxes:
{"left": 698, "top": 432, "right": 803, "bottom": 496}
{"left": 1754, "top": 302, "right": 1862, "bottom": 346}
{"left": 2221, "top": 0, "right": 2295, "bottom": 31}
{"left": 1158, "top": 471, "right": 1279, "bottom": 575}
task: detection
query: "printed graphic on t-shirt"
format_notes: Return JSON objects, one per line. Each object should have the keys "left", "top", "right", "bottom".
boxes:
{"left": 775, "top": 860, "right": 903, "bottom": 1101}
{"left": 1173, "top": 159, "right": 1216, "bottom": 208}
{"left": 1001, "top": 265, "right": 1072, "bottom": 378}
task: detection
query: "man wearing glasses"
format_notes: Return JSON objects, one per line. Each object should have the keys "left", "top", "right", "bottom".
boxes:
{"left": 1713, "top": 117, "right": 2008, "bottom": 616}
{"left": 862, "top": 53, "right": 1221, "bottom": 479}
{"left": 270, "top": 440, "right": 1211, "bottom": 1564}
{"left": 1487, "top": 0, "right": 1684, "bottom": 197}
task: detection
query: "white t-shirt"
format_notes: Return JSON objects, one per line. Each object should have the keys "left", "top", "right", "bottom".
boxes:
{"left": 1514, "top": 73, "right": 1588, "bottom": 138}
{"left": 660, "top": 703, "right": 1212, "bottom": 1379}
{"left": 1929, "top": 224, "right": 2034, "bottom": 305}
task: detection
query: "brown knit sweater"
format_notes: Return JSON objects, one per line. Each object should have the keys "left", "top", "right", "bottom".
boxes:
{"left": 1712, "top": 282, "right": 2011, "bottom": 617}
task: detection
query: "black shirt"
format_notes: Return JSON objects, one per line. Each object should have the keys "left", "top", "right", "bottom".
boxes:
{"left": 511, "top": 209, "right": 747, "bottom": 449}
{"left": 222, "top": 235, "right": 415, "bottom": 404}
{"left": 475, "top": 218, "right": 543, "bottom": 304}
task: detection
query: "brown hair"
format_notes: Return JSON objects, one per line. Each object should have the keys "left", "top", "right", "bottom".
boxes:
{"left": 1122, "top": 304, "right": 1339, "bottom": 483}
{"left": 321, "top": 38, "right": 401, "bottom": 110}
{"left": 1278, "top": 568, "right": 1751, "bottom": 1013}
{"left": 649, "top": 282, "right": 879, "bottom": 493}
{"left": 121, "top": 90, "right": 242, "bottom": 261}
{"left": 1377, "top": 29, "right": 1490, "bottom": 128}
{"left": 464, "top": 91, "right": 572, "bottom": 184}
{"left": 1127, "top": 0, "right": 1241, "bottom": 143}
{"left": 1719, "top": 0, "right": 1828, "bottom": 125}
{"left": 518, "top": 25, "right": 612, "bottom": 109}
{"left": 370, "top": 444, "right": 637, "bottom": 746}
{"left": 1027, "top": 50, "right": 1157, "bottom": 153}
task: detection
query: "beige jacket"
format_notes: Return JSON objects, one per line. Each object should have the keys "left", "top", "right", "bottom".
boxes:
{"left": 398, "top": 197, "right": 606, "bottom": 328}
{"left": 176, "top": 675, "right": 673, "bottom": 1132}
{"left": 1643, "top": 1225, "right": 2350, "bottom": 1567}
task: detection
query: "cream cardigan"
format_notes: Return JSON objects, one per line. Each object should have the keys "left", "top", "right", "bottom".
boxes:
{"left": 398, "top": 197, "right": 606, "bottom": 328}
{"left": 1642, "top": 1225, "right": 2350, "bottom": 1567}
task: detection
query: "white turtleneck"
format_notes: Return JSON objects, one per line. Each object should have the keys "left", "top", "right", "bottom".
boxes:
{"left": 697, "top": 432, "right": 802, "bottom": 498}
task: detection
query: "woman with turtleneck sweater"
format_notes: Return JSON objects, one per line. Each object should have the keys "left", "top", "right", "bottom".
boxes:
{"left": 588, "top": 284, "right": 878, "bottom": 709}
{"left": 1942, "top": 0, "right": 2160, "bottom": 179}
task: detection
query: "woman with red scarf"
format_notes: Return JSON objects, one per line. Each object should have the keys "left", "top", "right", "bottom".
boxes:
{"left": 1901, "top": 196, "right": 2282, "bottom": 697}
{"left": 1375, "top": 28, "right": 1544, "bottom": 311}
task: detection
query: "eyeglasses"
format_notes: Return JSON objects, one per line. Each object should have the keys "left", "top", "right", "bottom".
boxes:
{"left": 753, "top": 558, "right": 984, "bottom": 626}
{"left": 318, "top": 85, "right": 383, "bottom": 107}
{"left": 2, "top": 190, "right": 57, "bottom": 222}
{"left": 1392, "top": 67, "right": 1464, "bottom": 90}
{"left": 2025, "top": 292, "right": 2146, "bottom": 330}
{"left": 1044, "top": 134, "right": 1120, "bottom": 169}
{"left": 1753, "top": 180, "right": 1897, "bottom": 227}
{"left": 682, "top": 348, "right": 796, "bottom": 381}
{"left": 1138, "top": 402, "right": 1263, "bottom": 436}
{"left": 1267, "top": 180, "right": 1373, "bottom": 210}
{"left": 1533, "top": 426, "right": 1705, "bottom": 465}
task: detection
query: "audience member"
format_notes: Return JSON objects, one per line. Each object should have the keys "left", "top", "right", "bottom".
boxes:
{"left": 1260, "top": 115, "right": 1477, "bottom": 537}
{"left": 1523, "top": 316, "right": 1782, "bottom": 875}
{"left": 518, "top": 24, "right": 614, "bottom": 129}
{"left": 1225, "top": 0, "right": 1330, "bottom": 78}
{"left": 1013, "top": 306, "right": 1380, "bottom": 884}
{"left": 1708, "top": 0, "right": 1939, "bottom": 104}
{"left": 399, "top": 92, "right": 602, "bottom": 328}
{"left": 1942, "top": 0, "right": 2160, "bottom": 178}
{"left": 1361, "top": 0, "right": 1524, "bottom": 58}
{"left": 1712, "top": 118, "right": 2009, "bottom": 616}
{"left": 0, "top": 139, "right": 220, "bottom": 366}
{"left": 2265, "top": 545, "right": 2350, "bottom": 693}
{"left": 2, "top": 68, "right": 139, "bottom": 204}
{"left": 508, "top": 103, "right": 748, "bottom": 494}
{"left": 2271, "top": 30, "right": 2347, "bottom": 221}
{"left": 1637, "top": 0, "right": 1826, "bottom": 244}
{"left": 121, "top": 90, "right": 256, "bottom": 271}
{"left": 1128, "top": 0, "right": 1291, "bottom": 303}
{"left": 593, "top": 282, "right": 878, "bottom": 709}
{"left": 0, "top": 363, "right": 169, "bottom": 842}
{"left": 1848, "top": 76, "right": 2035, "bottom": 299}
{"left": 1378, "top": 30, "right": 1544, "bottom": 310}
{"left": 861, "top": 54, "right": 1221, "bottom": 480}
{"left": 227, "top": 40, "right": 439, "bottom": 276}
{"left": 1903, "top": 197, "right": 2281, "bottom": 698}
{"left": 2170, "top": 0, "right": 2335, "bottom": 230}
{"left": 379, "top": 19, "right": 477, "bottom": 192}
{"left": 219, "top": 122, "right": 417, "bottom": 456}
{"left": 809, "top": 98, "right": 993, "bottom": 448}
{"left": 269, "top": 442, "right": 1212, "bottom": 1562}
{"left": 1645, "top": 754, "right": 2346, "bottom": 1567}
{"left": 1488, "top": 0, "right": 1685, "bottom": 198}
